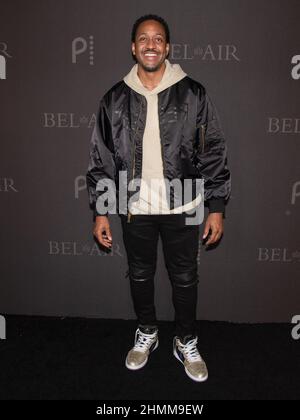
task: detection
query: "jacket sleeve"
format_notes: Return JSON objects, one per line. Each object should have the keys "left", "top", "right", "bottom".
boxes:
{"left": 196, "top": 86, "right": 231, "bottom": 215}
{"left": 86, "top": 96, "right": 116, "bottom": 218}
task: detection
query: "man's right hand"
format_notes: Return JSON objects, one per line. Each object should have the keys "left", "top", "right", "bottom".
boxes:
{"left": 93, "top": 216, "right": 112, "bottom": 248}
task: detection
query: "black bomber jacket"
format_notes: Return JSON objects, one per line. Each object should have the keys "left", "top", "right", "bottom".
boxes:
{"left": 86, "top": 76, "right": 231, "bottom": 220}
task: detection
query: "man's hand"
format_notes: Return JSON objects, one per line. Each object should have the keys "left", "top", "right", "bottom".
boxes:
{"left": 93, "top": 215, "right": 112, "bottom": 248}
{"left": 202, "top": 212, "right": 224, "bottom": 246}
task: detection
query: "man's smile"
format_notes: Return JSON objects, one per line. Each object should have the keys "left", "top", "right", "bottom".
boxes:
{"left": 143, "top": 51, "right": 160, "bottom": 61}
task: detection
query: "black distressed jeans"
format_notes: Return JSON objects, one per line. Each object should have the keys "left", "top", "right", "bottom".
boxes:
{"left": 120, "top": 212, "right": 200, "bottom": 341}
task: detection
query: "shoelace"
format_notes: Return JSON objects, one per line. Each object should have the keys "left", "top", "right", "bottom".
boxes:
{"left": 177, "top": 337, "right": 202, "bottom": 362}
{"left": 133, "top": 329, "right": 157, "bottom": 352}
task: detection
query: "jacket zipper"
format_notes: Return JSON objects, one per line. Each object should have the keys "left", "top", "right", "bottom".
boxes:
{"left": 159, "top": 105, "right": 169, "bottom": 210}
{"left": 127, "top": 100, "right": 143, "bottom": 223}
{"left": 127, "top": 140, "right": 135, "bottom": 223}
{"left": 159, "top": 107, "right": 171, "bottom": 212}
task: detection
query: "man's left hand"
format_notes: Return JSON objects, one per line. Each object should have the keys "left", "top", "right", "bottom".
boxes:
{"left": 202, "top": 212, "right": 224, "bottom": 246}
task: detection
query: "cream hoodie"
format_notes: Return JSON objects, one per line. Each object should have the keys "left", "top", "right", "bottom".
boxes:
{"left": 123, "top": 58, "right": 202, "bottom": 214}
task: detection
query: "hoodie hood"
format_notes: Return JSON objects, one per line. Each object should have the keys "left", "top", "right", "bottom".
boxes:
{"left": 123, "top": 58, "right": 187, "bottom": 96}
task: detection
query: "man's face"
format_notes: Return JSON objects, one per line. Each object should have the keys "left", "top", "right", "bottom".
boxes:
{"left": 132, "top": 20, "right": 169, "bottom": 72}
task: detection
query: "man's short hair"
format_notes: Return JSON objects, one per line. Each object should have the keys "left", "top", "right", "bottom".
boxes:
{"left": 131, "top": 14, "right": 170, "bottom": 44}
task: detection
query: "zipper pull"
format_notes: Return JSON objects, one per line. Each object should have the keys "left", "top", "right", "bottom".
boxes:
{"left": 127, "top": 211, "right": 132, "bottom": 223}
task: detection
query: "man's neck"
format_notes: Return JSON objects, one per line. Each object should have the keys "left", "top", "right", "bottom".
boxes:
{"left": 137, "top": 61, "right": 166, "bottom": 91}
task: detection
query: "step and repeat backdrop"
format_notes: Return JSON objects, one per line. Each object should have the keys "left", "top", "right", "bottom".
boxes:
{"left": 0, "top": 0, "right": 299, "bottom": 322}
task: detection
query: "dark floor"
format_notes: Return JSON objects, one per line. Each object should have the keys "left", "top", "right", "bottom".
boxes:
{"left": 0, "top": 315, "right": 299, "bottom": 400}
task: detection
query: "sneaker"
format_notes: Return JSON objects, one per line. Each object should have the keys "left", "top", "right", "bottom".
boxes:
{"left": 173, "top": 335, "right": 208, "bottom": 382}
{"left": 125, "top": 327, "right": 159, "bottom": 370}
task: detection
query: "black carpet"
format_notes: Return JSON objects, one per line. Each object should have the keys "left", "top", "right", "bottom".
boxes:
{"left": 0, "top": 315, "right": 299, "bottom": 400}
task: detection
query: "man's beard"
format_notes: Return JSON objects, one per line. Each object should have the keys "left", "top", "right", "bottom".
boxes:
{"left": 139, "top": 56, "right": 165, "bottom": 73}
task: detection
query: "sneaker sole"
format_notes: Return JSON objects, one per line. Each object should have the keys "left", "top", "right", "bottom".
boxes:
{"left": 173, "top": 347, "right": 208, "bottom": 382}
{"left": 125, "top": 339, "right": 159, "bottom": 371}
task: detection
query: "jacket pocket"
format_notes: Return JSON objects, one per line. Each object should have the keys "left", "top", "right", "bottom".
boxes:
{"left": 193, "top": 124, "right": 206, "bottom": 154}
{"left": 200, "top": 124, "right": 206, "bottom": 154}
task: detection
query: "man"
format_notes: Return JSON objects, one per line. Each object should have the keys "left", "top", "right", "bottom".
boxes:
{"left": 86, "top": 14, "right": 231, "bottom": 382}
